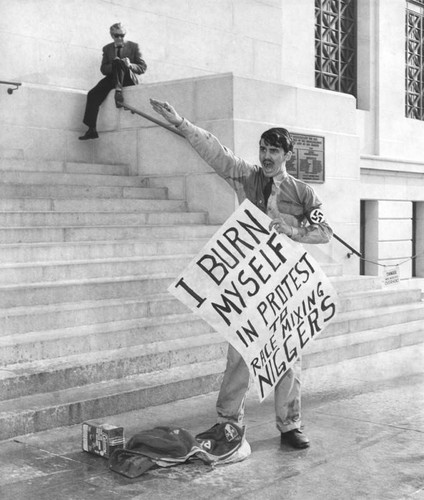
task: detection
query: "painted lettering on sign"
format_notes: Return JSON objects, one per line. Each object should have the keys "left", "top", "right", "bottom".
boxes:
{"left": 169, "top": 200, "right": 338, "bottom": 401}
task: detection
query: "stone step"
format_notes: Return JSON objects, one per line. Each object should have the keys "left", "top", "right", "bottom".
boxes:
{"left": 0, "top": 159, "right": 129, "bottom": 176}
{"left": 0, "top": 273, "right": 176, "bottom": 308}
{"left": 0, "top": 223, "right": 219, "bottom": 244}
{"left": 0, "top": 254, "right": 345, "bottom": 286}
{"left": 317, "top": 263, "right": 343, "bottom": 277}
{"left": 0, "top": 210, "right": 208, "bottom": 227}
{"left": 0, "top": 268, "right": 410, "bottom": 318}
{"left": 0, "top": 283, "right": 419, "bottom": 362}
{"left": 324, "top": 301, "right": 424, "bottom": 337}
{"left": 0, "top": 242, "right": 345, "bottom": 280}
{"left": 0, "top": 254, "right": 194, "bottom": 285}
{"left": 3, "top": 311, "right": 424, "bottom": 403}
{"left": 306, "top": 319, "right": 424, "bottom": 368}
{"left": 0, "top": 332, "right": 227, "bottom": 401}
{"left": 0, "top": 149, "right": 24, "bottom": 160}
{"left": 0, "top": 260, "right": 345, "bottom": 335}
{"left": 338, "top": 287, "right": 422, "bottom": 312}
{"left": 0, "top": 170, "right": 145, "bottom": 187}
{"left": 0, "top": 271, "right": 382, "bottom": 310}
{"left": 0, "top": 238, "right": 209, "bottom": 263}
{"left": 329, "top": 275, "right": 383, "bottom": 294}
{"left": 0, "top": 184, "right": 167, "bottom": 199}
{"left": 0, "top": 359, "right": 225, "bottom": 441}
{"left": 0, "top": 311, "right": 213, "bottom": 364}
{"left": 0, "top": 198, "right": 188, "bottom": 212}
{"left": 1, "top": 320, "right": 423, "bottom": 440}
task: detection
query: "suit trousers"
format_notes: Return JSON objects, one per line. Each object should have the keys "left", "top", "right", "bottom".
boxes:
{"left": 216, "top": 344, "right": 302, "bottom": 433}
{"left": 83, "top": 59, "right": 136, "bottom": 128}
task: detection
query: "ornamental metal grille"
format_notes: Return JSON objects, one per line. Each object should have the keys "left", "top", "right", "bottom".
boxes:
{"left": 315, "top": 0, "right": 357, "bottom": 97}
{"left": 406, "top": 1, "right": 424, "bottom": 120}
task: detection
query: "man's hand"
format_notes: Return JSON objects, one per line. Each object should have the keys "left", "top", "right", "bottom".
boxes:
{"left": 150, "top": 99, "right": 184, "bottom": 127}
{"left": 123, "top": 57, "right": 131, "bottom": 67}
{"left": 269, "top": 218, "right": 293, "bottom": 237}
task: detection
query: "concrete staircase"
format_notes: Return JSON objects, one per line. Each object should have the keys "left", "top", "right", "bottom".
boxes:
{"left": 0, "top": 154, "right": 423, "bottom": 441}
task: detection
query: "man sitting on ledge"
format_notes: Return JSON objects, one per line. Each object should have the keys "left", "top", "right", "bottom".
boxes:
{"left": 79, "top": 22, "right": 147, "bottom": 141}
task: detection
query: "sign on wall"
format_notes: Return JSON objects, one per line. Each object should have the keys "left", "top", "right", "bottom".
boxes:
{"left": 286, "top": 134, "right": 325, "bottom": 183}
{"left": 384, "top": 265, "right": 400, "bottom": 286}
{"left": 168, "top": 200, "right": 338, "bottom": 402}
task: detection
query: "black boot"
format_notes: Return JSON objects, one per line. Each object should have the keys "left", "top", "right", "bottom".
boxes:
{"left": 280, "top": 429, "right": 310, "bottom": 449}
{"left": 79, "top": 127, "right": 99, "bottom": 140}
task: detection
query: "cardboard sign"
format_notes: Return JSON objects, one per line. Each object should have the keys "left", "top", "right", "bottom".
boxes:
{"left": 168, "top": 200, "right": 338, "bottom": 401}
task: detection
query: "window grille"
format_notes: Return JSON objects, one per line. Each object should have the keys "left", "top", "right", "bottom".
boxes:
{"left": 315, "top": 0, "right": 357, "bottom": 97}
{"left": 406, "top": 1, "right": 424, "bottom": 120}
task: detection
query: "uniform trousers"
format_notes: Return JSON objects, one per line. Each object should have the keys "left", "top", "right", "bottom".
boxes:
{"left": 83, "top": 59, "right": 136, "bottom": 128}
{"left": 216, "top": 344, "right": 302, "bottom": 433}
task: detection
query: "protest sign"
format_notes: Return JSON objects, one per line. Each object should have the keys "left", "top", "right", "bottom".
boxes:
{"left": 168, "top": 200, "right": 338, "bottom": 402}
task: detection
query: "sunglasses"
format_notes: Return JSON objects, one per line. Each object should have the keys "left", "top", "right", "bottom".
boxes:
{"left": 113, "top": 34, "right": 125, "bottom": 38}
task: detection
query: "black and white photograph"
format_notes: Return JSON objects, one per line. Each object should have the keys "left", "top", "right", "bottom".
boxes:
{"left": 0, "top": 1, "right": 423, "bottom": 498}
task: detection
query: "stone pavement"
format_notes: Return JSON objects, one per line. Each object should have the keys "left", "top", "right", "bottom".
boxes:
{"left": 0, "top": 343, "right": 423, "bottom": 500}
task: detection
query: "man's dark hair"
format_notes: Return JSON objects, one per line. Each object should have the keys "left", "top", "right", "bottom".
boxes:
{"left": 260, "top": 128, "right": 294, "bottom": 154}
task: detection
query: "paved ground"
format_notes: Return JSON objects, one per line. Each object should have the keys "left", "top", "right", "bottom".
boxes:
{"left": 1, "top": 343, "right": 424, "bottom": 500}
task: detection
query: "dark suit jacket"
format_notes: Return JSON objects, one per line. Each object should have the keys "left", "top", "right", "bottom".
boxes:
{"left": 100, "top": 41, "right": 147, "bottom": 84}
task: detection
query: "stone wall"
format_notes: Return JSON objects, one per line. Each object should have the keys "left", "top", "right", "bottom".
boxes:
{"left": 1, "top": 0, "right": 284, "bottom": 90}
{"left": 3, "top": 0, "right": 424, "bottom": 278}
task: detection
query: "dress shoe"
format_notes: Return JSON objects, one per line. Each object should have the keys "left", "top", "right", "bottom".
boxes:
{"left": 280, "top": 429, "right": 310, "bottom": 449}
{"left": 115, "top": 90, "right": 124, "bottom": 108}
{"left": 78, "top": 128, "right": 98, "bottom": 140}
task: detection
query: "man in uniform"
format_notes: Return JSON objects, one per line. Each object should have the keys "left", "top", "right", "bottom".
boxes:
{"left": 150, "top": 98, "right": 333, "bottom": 449}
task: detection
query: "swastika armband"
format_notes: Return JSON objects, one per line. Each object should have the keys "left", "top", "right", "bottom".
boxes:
{"left": 306, "top": 208, "right": 326, "bottom": 224}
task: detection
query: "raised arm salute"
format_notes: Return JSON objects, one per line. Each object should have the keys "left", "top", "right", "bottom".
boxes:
{"left": 150, "top": 99, "right": 332, "bottom": 245}
{"left": 150, "top": 97, "right": 333, "bottom": 450}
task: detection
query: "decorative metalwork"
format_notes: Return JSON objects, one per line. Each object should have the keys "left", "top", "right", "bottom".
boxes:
{"left": 315, "top": 0, "right": 357, "bottom": 97}
{"left": 406, "top": 1, "right": 424, "bottom": 120}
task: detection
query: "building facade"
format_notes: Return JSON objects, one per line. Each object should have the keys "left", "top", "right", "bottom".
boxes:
{"left": 1, "top": 0, "right": 424, "bottom": 279}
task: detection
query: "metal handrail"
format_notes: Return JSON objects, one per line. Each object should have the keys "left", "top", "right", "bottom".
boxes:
{"left": 0, "top": 80, "right": 22, "bottom": 94}
{"left": 333, "top": 233, "right": 362, "bottom": 258}
{"left": 122, "top": 101, "right": 363, "bottom": 259}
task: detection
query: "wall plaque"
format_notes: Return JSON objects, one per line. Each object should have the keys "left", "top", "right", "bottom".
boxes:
{"left": 286, "top": 133, "right": 325, "bottom": 183}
